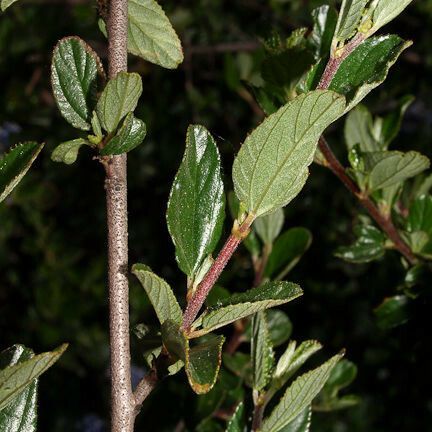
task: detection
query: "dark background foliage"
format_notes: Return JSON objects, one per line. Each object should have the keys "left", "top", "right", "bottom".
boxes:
{"left": 1, "top": 0, "right": 432, "bottom": 430}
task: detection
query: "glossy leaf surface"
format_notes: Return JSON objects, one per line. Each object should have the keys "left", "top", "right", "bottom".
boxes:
{"left": 407, "top": 195, "right": 432, "bottom": 236}
{"left": 233, "top": 90, "right": 345, "bottom": 217}
{"left": 132, "top": 264, "right": 182, "bottom": 325}
{"left": 51, "top": 138, "right": 89, "bottom": 165}
{"left": 51, "top": 37, "right": 104, "bottom": 131}
{"left": 96, "top": 72, "right": 142, "bottom": 133}
{"left": 309, "top": 5, "right": 338, "bottom": 59}
{"left": 0, "top": 344, "right": 67, "bottom": 410}
{"left": 0, "top": 346, "right": 37, "bottom": 432}
{"left": 329, "top": 35, "right": 412, "bottom": 112}
{"left": 374, "top": 295, "right": 410, "bottom": 329}
{"left": 1, "top": 0, "right": 19, "bottom": 11}
{"left": 191, "top": 282, "right": 303, "bottom": 337}
{"left": 101, "top": 112, "right": 147, "bottom": 155}
{"left": 167, "top": 125, "right": 225, "bottom": 278}
{"left": 261, "top": 354, "right": 342, "bottom": 432}
{"left": 0, "top": 142, "right": 43, "bottom": 203}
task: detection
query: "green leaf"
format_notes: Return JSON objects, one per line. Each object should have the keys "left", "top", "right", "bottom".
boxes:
{"left": 223, "top": 353, "right": 253, "bottom": 386}
{"left": 273, "top": 340, "right": 323, "bottom": 392}
{"left": 191, "top": 282, "right": 303, "bottom": 337}
{"left": 309, "top": 6, "right": 338, "bottom": 59}
{"left": 232, "top": 90, "right": 345, "bottom": 217}
{"left": 254, "top": 209, "right": 284, "bottom": 246}
{"left": 0, "top": 344, "right": 67, "bottom": 410}
{"left": 344, "top": 105, "right": 377, "bottom": 152}
{"left": 407, "top": 195, "right": 432, "bottom": 237}
{"left": 127, "top": 0, "right": 183, "bottom": 69}
{"left": 329, "top": 35, "right": 412, "bottom": 112}
{"left": 374, "top": 295, "right": 410, "bottom": 329}
{"left": 101, "top": 112, "right": 147, "bottom": 155}
{"left": 161, "top": 321, "right": 225, "bottom": 394}
{"left": 251, "top": 312, "right": 274, "bottom": 391}
{"left": 334, "top": 0, "right": 368, "bottom": 44}
{"left": 261, "top": 353, "right": 343, "bottom": 432}
{"left": 324, "top": 360, "right": 357, "bottom": 391}
{"left": 132, "top": 264, "right": 183, "bottom": 325}
{"left": 96, "top": 72, "right": 143, "bottom": 133}
{"left": 1, "top": 0, "right": 19, "bottom": 11}
{"left": 51, "top": 37, "right": 104, "bottom": 131}
{"left": 266, "top": 309, "right": 293, "bottom": 347}
{"left": 336, "top": 224, "right": 386, "bottom": 263}
{"left": 0, "top": 142, "right": 43, "bottom": 203}
{"left": 0, "top": 346, "right": 36, "bottom": 432}
{"left": 368, "top": 0, "right": 414, "bottom": 37}
{"left": 51, "top": 138, "right": 90, "bottom": 165}
{"left": 368, "top": 151, "right": 430, "bottom": 191}
{"left": 167, "top": 125, "right": 225, "bottom": 279}
{"left": 264, "top": 228, "right": 312, "bottom": 279}
{"left": 226, "top": 402, "right": 245, "bottom": 432}
{"left": 278, "top": 406, "right": 311, "bottom": 432}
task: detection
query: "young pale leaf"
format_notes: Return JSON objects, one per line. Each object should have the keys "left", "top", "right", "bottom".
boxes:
{"left": 407, "top": 195, "right": 432, "bottom": 237}
{"left": 132, "top": 264, "right": 182, "bottom": 325}
{"left": 101, "top": 113, "right": 147, "bottom": 155}
{"left": 309, "top": 6, "right": 338, "bottom": 59}
{"left": 252, "top": 312, "right": 274, "bottom": 391}
{"left": 0, "top": 344, "right": 67, "bottom": 410}
{"left": 191, "top": 282, "right": 303, "bottom": 337}
{"left": 368, "top": 151, "right": 430, "bottom": 191}
{"left": 128, "top": 0, "right": 183, "bottom": 69}
{"left": 336, "top": 224, "right": 386, "bottom": 263}
{"left": 334, "top": 0, "right": 368, "bottom": 44}
{"left": 278, "top": 406, "right": 312, "bottom": 432}
{"left": 161, "top": 321, "right": 225, "bottom": 394}
{"left": 226, "top": 402, "right": 246, "bottom": 432}
{"left": 329, "top": 35, "right": 412, "bottom": 112}
{"left": 368, "top": 0, "right": 414, "bottom": 37}
{"left": 232, "top": 90, "right": 345, "bottom": 217}
{"left": 1, "top": 0, "right": 19, "bottom": 11}
{"left": 265, "top": 228, "right": 312, "bottom": 279}
{"left": 254, "top": 208, "right": 284, "bottom": 245}
{"left": 96, "top": 72, "right": 142, "bottom": 133}
{"left": 0, "top": 346, "right": 37, "bottom": 432}
{"left": 51, "top": 138, "right": 90, "bottom": 165}
{"left": 51, "top": 37, "right": 104, "bottom": 131}
{"left": 0, "top": 142, "right": 43, "bottom": 203}
{"left": 261, "top": 354, "right": 343, "bottom": 432}
{"left": 167, "top": 125, "right": 225, "bottom": 278}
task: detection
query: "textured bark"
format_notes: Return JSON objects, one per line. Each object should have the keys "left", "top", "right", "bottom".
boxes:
{"left": 106, "top": 0, "right": 134, "bottom": 431}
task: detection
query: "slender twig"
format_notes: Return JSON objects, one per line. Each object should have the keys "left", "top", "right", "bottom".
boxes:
{"left": 315, "top": 36, "right": 417, "bottom": 265}
{"left": 133, "top": 368, "right": 158, "bottom": 413}
{"left": 105, "top": 0, "right": 135, "bottom": 431}
{"left": 182, "top": 216, "right": 254, "bottom": 331}
{"left": 251, "top": 399, "right": 265, "bottom": 431}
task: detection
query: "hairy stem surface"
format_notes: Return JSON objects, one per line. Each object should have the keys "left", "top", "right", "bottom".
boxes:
{"left": 106, "top": 0, "right": 134, "bottom": 431}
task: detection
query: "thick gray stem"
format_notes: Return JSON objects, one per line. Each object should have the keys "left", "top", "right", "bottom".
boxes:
{"left": 106, "top": 0, "right": 134, "bottom": 431}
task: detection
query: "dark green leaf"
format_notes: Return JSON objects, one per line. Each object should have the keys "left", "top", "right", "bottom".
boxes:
{"left": 251, "top": 312, "right": 274, "bottom": 391}
{"left": 0, "top": 142, "right": 43, "bottom": 203}
{"left": 51, "top": 37, "right": 104, "bottom": 131}
{"left": 309, "top": 6, "right": 337, "bottom": 59}
{"left": 233, "top": 91, "right": 345, "bottom": 217}
{"left": 329, "top": 35, "right": 412, "bottom": 112}
{"left": 254, "top": 209, "right": 284, "bottom": 246}
{"left": 0, "top": 346, "right": 36, "bottom": 432}
{"left": 324, "top": 359, "right": 357, "bottom": 391}
{"left": 407, "top": 195, "right": 432, "bottom": 237}
{"left": 96, "top": 72, "right": 142, "bottom": 133}
{"left": 223, "top": 353, "right": 252, "bottom": 386}
{"left": 101, "top": 113, "right": 146, "bottom": 155}
{"left": 226, "top": 402, "right": 246, "bottom": 432}
{"left": 344, "top": 105, "right": 377, "bottom": 152}
{"left": 266, "top": 309, "right": 293, "bottom": 347}
{"left": 51, "top": 138, "right": 90, "bottom": 165}
{"left": 265, "top": 228, "right": 312, "bottom": 279}
{"left": 262, "top": 354, "right": 343, "bottom": 432}
{"left": 278, "top": 406, "right": 311, "bottom": 432}
{"left": 132, "top": 264, "right": 183, "bottom": 325}
{"left": 167, "top": 125, "right": 225, "bottom": 279}
{"left": 128, "top": 0, "right": 184, "bottom": 69}
{"left": 191, "top": 282, "right": 303, "bottom": 337}
{"left": 336, "top": 224, "right": 386, "bottom": 263}
{"left": 0, "top": 344, "right": 67, "bottom": 410}
{"left": 380, "top": 96, "right": 413, "bottom": 148}
{"left": 374, "top": 295, "right": 410, "bottom": 329}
